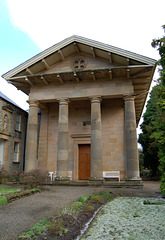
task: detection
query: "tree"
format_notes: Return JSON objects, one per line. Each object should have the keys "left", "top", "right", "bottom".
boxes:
{"left": 151, "top": 25, "right": 165, "bottom": 194}
{"left": 138, "top": 148, "right": 144, "bottom": 175}
{"left": 139, "top": 25, "right": 165, "bottom": 193}
{"left": 138, "top": 85, "right": 160, "bottom": 177}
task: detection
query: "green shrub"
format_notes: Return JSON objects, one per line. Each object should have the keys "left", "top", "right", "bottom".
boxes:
{"left": 8, "top": 171, "right": 21, "bottom": 182}
{"left": 90, "top": 195, "right": 103, "bottom": 203}
{"left": 48, "top": 219, "right": 66, "bottom": 236}
{"left": 31, "top": 218, "right": 50, "bottom": 235}
{"left": 101, "top": 191, "right": 112, "bottom": 201}
{"left": 93, "top": 191, "right": 112, "bottom": 201}
{"left": 18, "top": 230, "right": 36, "bottom": 239}
{"left": 78, "top": 195, "right": 90, "bottom": 203}
{"left": 143, "top": 200, "right": 165, "bottom": 205}
{"left": 0, "top": 171, "right": 8, "bottom": 184}
{"left": 18, "top": 218, "right": 50, "bottom": 239}
{"left": 160, "top": 183, "right": 165, "bottom": 195}
{"left": 0, "top": 196, "right": 8, "bottom": 206}
{"left": 73, "top": 201, "right": 83, "bottom": 207}
{"left": 83, "top": 202, "right": 94, "bottom": 212}
{"left": 160, "top": 168, "right": 165, "bottom": 194}
{"left": 20, "top": 169, "right": 49, "bottom": 188}
{"left": 62, "top": 204, "right": 80, "bottom": 215}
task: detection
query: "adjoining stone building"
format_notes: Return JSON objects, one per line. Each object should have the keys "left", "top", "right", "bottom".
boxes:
{"left": 0, "top": 91, "right": 28, "bottom": 173}
{"left": 2, "top": 36, "right": 156, "bottom": 182}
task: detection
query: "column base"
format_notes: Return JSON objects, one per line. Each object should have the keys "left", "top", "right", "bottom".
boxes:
{"left": 89, "top": 177, "right": 104, "bottom": 186}
{"left": 55, "top": 177, "right": 71, "bottom": 181}
{"left": 89, "top": 177, "right": 104, "bottom": 181}
{"left": 125, "top": 178, "right": 143, "bottom": 188}
{"left": 126, "top": 177, "right": 142, "bottom": 181}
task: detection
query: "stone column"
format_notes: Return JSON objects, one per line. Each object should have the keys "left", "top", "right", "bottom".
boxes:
{"left": 25, "top": 100, "right": 39, "bottom": 171}
{"left": 124, "top": 95, "right": 140, "bottom": 180}
{"left": 90, "top": 97, "right": 103, "bottom": 179}
{"left": 57, "top": 99, "right": 69, "bottom": 179}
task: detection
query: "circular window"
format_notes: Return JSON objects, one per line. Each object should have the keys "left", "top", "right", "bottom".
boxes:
{"left": 71, "top": 57, "right": 87, "bottom": 71}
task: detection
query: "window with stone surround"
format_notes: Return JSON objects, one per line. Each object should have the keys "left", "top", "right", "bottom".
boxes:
{"left": 15, "top": 114, "right": 21, "bottom": 131}
{"left": 13, "top": 141, "right": 20, "bottom": 162}
{"left": 3, "top": 114, "right": 8, "bottom": 131}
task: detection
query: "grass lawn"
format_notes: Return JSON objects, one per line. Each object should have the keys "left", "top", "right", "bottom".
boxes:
{"left": 0, "top": 185, "right": 21, "bottom": 206}
{"left": 0, "top": 185, "right": 40, "bottom": 206}
{"left": 0, "top": 185, "right": 20, "bottom": 195}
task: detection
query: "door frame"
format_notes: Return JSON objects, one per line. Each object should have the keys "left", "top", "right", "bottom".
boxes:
{"left": 72, "top": 134, "right": 91, "bottom": 180}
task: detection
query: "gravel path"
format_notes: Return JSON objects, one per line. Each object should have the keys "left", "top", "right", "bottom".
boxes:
{"left": 0, "top": 181, "right": 161, "bottom": 240}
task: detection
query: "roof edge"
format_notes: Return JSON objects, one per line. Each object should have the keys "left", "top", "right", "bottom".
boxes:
{"left": 0, "top": 91, "right": 28, "bottom": 112}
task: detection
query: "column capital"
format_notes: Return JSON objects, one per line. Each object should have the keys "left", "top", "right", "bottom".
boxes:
{"left": 27, "top": 100, "right": 39, "bottom": 107}
{"left": 123, "top": 94, "right": 135, "bottom": 102}
{"left": 57, "top": 98, "right": 70, "bottom": 105}
{"left": 90, "top": 96, "right": 102, "bottom": 103}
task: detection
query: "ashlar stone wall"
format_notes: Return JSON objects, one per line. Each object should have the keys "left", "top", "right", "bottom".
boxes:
{"left": 37, "top": 98, "right": 125, "bottom": 180}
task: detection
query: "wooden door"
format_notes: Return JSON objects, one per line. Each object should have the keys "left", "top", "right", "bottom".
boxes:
{"left": 79, "top": 144, "right": 91, "bottom": 180}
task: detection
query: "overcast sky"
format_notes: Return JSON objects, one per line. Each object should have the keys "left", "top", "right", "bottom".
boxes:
{"left": 0, "top": 0, "right": 164, "bottom": 123}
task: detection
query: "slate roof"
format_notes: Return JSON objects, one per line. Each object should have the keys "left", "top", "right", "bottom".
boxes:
{"left": 0, "top": 91, "right": 26, "bottom": 111}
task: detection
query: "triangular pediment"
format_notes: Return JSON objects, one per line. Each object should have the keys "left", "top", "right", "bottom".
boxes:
{"left": 2, "top": 36, "right": 157, "bottom": 125}
{"left": 2, "top": 35, "right": 156, "bottom": 80}
{"left": 40, "top": 53, "right": 120, "bottom": 76}
{"left": 2, "top": 104, "right": 14, "bottom": 113}
{"left": 2, "top": 35, "right": 157, "bottom": 95}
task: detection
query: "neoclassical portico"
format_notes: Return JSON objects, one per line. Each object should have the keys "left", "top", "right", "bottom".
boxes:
{"left": 2, "top": 35, "right": 156, "bottom": 184}
{"left": 25, "top": 94, "right": 140, "bottom": 182}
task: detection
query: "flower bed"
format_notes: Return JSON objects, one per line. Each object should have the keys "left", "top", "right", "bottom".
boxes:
{"left": 0, "top": 185, "right": 41, "bottom": 205}
{"left": 18, "top": 191, "right": 112, "bottom": 239}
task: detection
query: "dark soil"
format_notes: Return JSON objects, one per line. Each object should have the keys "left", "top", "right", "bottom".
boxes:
{"left": 36, "top": 204, "right": 103, "bottom": 240}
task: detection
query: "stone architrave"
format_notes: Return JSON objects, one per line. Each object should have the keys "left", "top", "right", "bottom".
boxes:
{"left": 124, "top": 95, "right": 140, "bottom": 180}
{"left": 90, "top": 96, "right": 103, "bottom": 179}
{"left": 25, "top": 100, "right": 39, "bottom": 171}
{"left": 57, "top": 99, "right": 69, "bottom": 179}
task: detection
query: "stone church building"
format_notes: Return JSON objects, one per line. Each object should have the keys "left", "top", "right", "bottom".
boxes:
{"left": 0, "top": 91, "right": 27, "bottom": 173}
{"left": 2, "top": 36, "right": 156, "bottom": 182}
